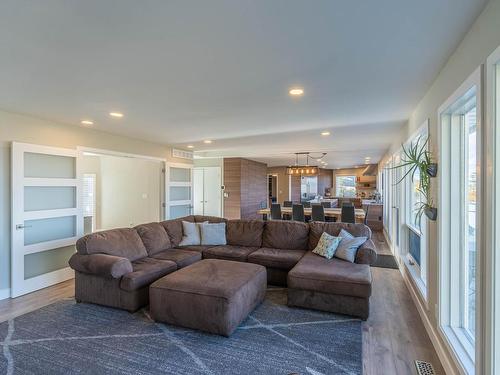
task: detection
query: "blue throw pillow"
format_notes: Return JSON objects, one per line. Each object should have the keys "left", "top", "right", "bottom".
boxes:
{"left": 335, "top": 229, "right": 367, "bottom": 263}
{"left": 312, "top": 232, "right": 341, "bottom": 259}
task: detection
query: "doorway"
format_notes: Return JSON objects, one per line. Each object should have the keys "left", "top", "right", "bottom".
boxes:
{"left": 79, "top": 149, "right": 164, "bottom": 231}
{"left": 267, "top": 174, "right": 278, "bottom": 207}
{"left": 193, "top": 167, "right": 222, "bottom": 217}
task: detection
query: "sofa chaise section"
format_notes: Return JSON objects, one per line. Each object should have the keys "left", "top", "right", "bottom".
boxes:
{"left": 287, "top": 221, "right": 377, "bottom": 320}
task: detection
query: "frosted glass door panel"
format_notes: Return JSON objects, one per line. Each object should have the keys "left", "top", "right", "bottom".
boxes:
{"left": 24, "top": 152, "right": 76, "bottom": 178}
{"left": 170, "top": 186, "right": 191, "bottom": 201}
{"left": 24, "top": 245, "right": 75, "bottom": 279}
{"left": 24, "top": 186, "right": 76, "bottom": 211}
{"left": 170, "top": 205, "right": 191, "bottom": 219}
{"left": 24, "top": 216, "right": 76, "bottom": 245}
{"left": 170, "top": 167, "right": 191, "bottom": 183}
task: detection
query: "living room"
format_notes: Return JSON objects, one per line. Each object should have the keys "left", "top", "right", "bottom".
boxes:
{"left": 1, "top": 1, "right": 500, "bottom": 374}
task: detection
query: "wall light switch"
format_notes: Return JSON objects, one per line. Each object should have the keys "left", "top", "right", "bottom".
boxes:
{"left": 142, "top": 193, "right": 148, "bottom": 199}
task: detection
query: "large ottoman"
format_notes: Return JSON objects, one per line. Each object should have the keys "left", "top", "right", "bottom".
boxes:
{"left": 149, "top": 259, "right": 267, "bottom": 336}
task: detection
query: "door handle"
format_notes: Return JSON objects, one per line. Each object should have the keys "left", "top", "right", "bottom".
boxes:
{"left": 16, "top": 224, "right": 32, "bottom": 230}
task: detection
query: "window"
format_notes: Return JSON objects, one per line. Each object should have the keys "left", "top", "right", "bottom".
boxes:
{"left": 404, "top": 123, "right": 428, "bottom": 292}
{"left": 439, "top": 67, "right": 481, "bottom": 372}
{"left": 336, "top": 175, "right": 356, "bottom": 197}
{"left": 82, "top": 174, "right": 96, "bottom": 234}
{"left": 485, "top": 46, "right": 500, "bottom": 375}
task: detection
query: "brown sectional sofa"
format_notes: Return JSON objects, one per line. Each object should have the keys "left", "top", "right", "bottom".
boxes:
{"left": 69, "top": 215, "right": 377, "bottom": 319}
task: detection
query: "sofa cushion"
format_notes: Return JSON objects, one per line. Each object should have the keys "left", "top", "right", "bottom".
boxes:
{"left": 151, "top": 249, "right": 201, "bottom": 268}
{"left": 193, "top": 215, "right": 228, "bottom": 223}
{"left": 262, "top": 221, "right": 309, "bottom": 250}
{"left": 200, "top": 222, "right": 227, "bottom": 246}
{"left": 76, "top": 228, "right": 148, "bottom": 261}
{"left": 135, "top": 222, "right": 171, "bottom": 255}
{"left": 203, "top": 245, "right": 258, "bottom": 262}
{"left": 226, "top": 220, "right": 264, "bottom": 247}
{"left": 175, "top": 245, "right": 214, "bottom": 253}
{"left": 160, "top": 220, "right": 183, "bottom": 247}
{"left": 287, "top": 252, "right": 372, "bottom": 298}
{"left": 247, "top": 248, "right": 306, "bottom": 270}
{"left": 69, "top": 253, "right": 133, "bottom": 278}
{"left": 355, "top": 239, "right": 378, "bottom": 265}
{"left": 335, "top": 229, "right": 367, "bottom": 263}
{"left": 179, "top": 221, "right": 205, "bottom": 246}
{"left": 120, "top": 258, "right": 177, "bottom": 292}
{"left": 309, "top": 222, "right": 372, "bottom": 250}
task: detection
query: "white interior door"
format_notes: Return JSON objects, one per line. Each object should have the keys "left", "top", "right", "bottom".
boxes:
{"left": 203, "top": 167, "right": 222, "bottom": 217}
{"left": 192, "top": 167, "right": 221, "bottom": 217}
{"left": 11, "top": 142, "right": 82, "bottom": 297}
{"left": 193, "top": 168, "right": 204, "bottom": 215}
{"left": 166, "top": 163, "right": 193, "bottom": 219}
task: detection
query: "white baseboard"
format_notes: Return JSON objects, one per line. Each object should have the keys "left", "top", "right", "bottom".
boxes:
{"left": 400, "top": 266, "right": 460, "bottom": 375}
{"left": 0, "top": 288, "right": 11, "bottom": 300}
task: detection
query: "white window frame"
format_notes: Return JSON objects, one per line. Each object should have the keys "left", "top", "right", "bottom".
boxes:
{"left": 484, "top": 45, "right": 500, "bottom": 375}
{"left": 335, "top": 174, "right": 357, "bottom": 197}
{"left": 438, "top": 66, "right": 482, "bottom": 375}
{"left": 402, "top": 121, "right": 429, "bottom": 301}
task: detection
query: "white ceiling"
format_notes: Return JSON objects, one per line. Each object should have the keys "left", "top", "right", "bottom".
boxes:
{"left": 0, "top": 0, "right": 487, "bottom": 168}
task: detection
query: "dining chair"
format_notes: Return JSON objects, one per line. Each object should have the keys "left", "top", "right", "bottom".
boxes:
{"left": 292, "top": 204, "right": 305, "bottom": 222}
{"left": 311, "top": 204, "right": 325, "bottom": 221}
{"left": 341, "top": 205, "right": 356, "bottom": 223}
{"left": 283, "top": 200, "right": 293, "bottom": 207}
{"left": 271, "top": 203, "right": 282, "bottom": 220}
{"left": 321, "top": 201, "right": 331, "bottom": 208}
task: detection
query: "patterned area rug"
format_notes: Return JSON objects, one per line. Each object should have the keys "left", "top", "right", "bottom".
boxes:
{"left": 0, "top": 289, "right": 362, "bottom": 375}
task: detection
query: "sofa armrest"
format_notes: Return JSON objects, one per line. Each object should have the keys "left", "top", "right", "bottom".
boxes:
{"left": 69, "top": 253, "right": 133, "bottom": 278}
{"left": 355, "top": 239, "right": 377, "bottom": 265}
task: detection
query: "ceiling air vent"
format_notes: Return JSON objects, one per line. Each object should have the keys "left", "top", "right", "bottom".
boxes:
{"left": 172, "top": 148, "right": 194, "bottom": 160}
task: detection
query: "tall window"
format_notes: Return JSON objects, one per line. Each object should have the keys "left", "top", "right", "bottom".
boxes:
{"left": 439, "top": 67, "right": 481, "bottom": 372}
{"left": 82, "top": 173, "right": 96, "bottom": 234}
{"left": 336, "top": 175, "right": 356, "bottom": 197}
{"left": 404, "top": 124, "right": 428, "bottom": 292}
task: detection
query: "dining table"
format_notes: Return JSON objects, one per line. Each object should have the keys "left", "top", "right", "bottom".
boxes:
{"left": 256, "top": 207, "right": 366, "bottom": 223}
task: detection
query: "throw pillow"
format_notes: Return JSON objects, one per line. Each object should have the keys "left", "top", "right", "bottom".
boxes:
{"left": 179, "top": 221, "right": 203, "bottom": 246}
{"left": 312, "top": 232, "right": 341, "bottom": 259}
{"left": 200, "top": 222, "right": 227, "bottom": 246}
{"left": 335, "top": 229, "right": 367, "bottom": 263}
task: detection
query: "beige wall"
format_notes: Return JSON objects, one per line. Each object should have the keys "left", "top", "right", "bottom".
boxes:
{"left": 0, "top": 109, "right": 189, "bottom": 295}
{"left": 99, "top": 155, "right": 162, "bottom": 229}
{"left": 378, "top": 0, "right": 500, "bottom": 372}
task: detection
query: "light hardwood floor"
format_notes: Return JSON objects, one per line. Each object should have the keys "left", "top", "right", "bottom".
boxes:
{"left": 0, "top": 232, "right": 444, "bottom": 375}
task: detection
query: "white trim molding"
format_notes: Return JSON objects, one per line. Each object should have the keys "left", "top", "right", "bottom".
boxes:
{"left": 0, "top": 288, "right": 11, "bottom": 301}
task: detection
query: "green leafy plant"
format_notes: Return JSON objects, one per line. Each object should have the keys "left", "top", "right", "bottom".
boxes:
{"left": 388, "top": 135, "right": 437, "bottom": 227}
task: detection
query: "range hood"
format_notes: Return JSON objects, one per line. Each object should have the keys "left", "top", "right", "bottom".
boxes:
{"left": 362, "top": 164, "right": 377, "bottom": 176}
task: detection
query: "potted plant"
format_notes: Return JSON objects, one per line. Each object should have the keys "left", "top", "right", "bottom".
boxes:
{"left": 390, "top": 135, "right": 437, "bottom": 226}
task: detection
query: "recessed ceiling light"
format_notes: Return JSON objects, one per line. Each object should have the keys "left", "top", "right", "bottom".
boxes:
{"left": 187, "top": 145, "right": 194, "bottom": 149}
{"left": 203, "top": 140, "right": 213, "bottom": 144}
{"left": 289, "top": 88, "right": 304, "bottom": 96}
{"left": 81, "top": 120, "right": 94, "bottom": 125}
{"left": 109, "top": 112, "right": 124, "bottom": 118}
{"left": 321, "top": 131, "right": 330, "bottom": 136}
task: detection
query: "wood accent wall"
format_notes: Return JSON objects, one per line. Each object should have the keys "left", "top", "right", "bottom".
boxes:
{"left": 224, "top": 158, "right": 267, "bottom": 219}
{"left": 223, "top": 158, "right": 242, "bottom": 219}
{"left": 318, "top": 168, "right": 333, "bottom": 196}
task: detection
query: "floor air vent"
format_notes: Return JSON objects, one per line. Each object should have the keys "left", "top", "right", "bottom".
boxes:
{"left": 415, "top": 360, "right": 435, "bottom": 375}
